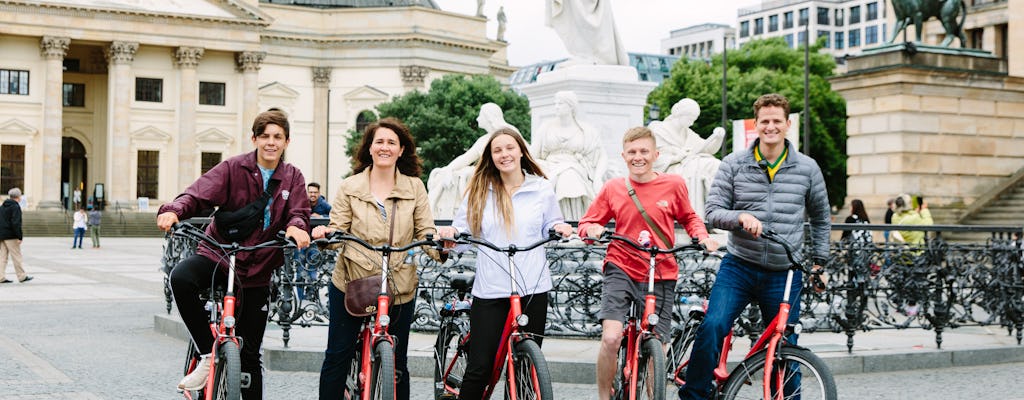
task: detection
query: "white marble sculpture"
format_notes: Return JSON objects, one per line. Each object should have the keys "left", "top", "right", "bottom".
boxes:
{"left": 649, "top": 98, "right": 724, "bottom": 217}
{"left": 532, "top": 91, "right": 607, "bottom": 221}
{"left": 427, "top": 103, "right": 523, "bottom": 219}
{"left": 496, "top": 6, "right": 507, "bottom": 42}
{"left": 545, "top": 0, "right": 628, "bottom": 66}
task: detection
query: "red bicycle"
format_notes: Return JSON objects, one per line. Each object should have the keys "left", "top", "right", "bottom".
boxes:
{"left": 596, "top": 231, "right": 705, "bottom": 400}
{"left": 322, "top": 231, "right": 443, "bottom": 400}
{"left": 433, "top": 230, "right": 561, "bottom": 400}
{"left": 678, "top": 229, "right": 837, "bottom": 400}
{"left": 171, "top": 222, "right": 289, "bottom": 400}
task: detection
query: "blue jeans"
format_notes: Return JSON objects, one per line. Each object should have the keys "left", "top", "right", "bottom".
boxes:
{"left": 72, "top": 227, "right": 85, "bottom": 248}
{"left": 678, "top": 253, "right": 803, "bottom": 400}
{"left": 319, "top": 284, "right": 414, "bottom": 400}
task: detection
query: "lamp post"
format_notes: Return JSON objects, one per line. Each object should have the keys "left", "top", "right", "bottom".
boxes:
{"left": 803, "top": 12, "right": 811, "bottom": 156}
{"left": 721, "top": 31, "right": 731, "bottom": 157}
{"left": 649, "top": 104, "right": 660, "bottom": 122}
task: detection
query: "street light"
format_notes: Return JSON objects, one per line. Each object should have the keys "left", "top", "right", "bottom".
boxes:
{"left": 649, "top": 104, "right": 660, "bottom": 122}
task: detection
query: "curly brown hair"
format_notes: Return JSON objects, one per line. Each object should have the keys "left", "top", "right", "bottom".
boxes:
{"left": 753, "top": 93, "right": 791, "bottom": 120}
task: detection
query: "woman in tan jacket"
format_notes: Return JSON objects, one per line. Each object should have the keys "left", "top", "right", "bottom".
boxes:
{"left": 312, "top": 117, "right": 443, "bottom": 399}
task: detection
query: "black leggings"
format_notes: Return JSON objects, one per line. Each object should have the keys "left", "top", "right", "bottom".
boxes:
{"left": 457, "top": 293, "right": 548, "bottom": 400}
{"left": 170, "top": 255, "right": 270, "bottom": 400}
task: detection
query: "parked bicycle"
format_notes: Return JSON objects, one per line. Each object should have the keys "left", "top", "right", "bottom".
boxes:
{"left": 588, "top": 231, "right": 706, "bottom": 400}
{"left": 320, "top": 230, "right": 444, "bottom": 400}
{"left": 170, "top": 222, "right": 289, "bottom": 400}
{"left": 433, "top": 230, "right": 562, "bottom": 400}
{"left": 677, "top": 229, "right": 837, "bottom": 400}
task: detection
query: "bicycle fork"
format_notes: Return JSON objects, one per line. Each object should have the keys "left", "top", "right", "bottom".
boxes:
{"left": 203, "top": 254, "right": 241, "bottom": 399}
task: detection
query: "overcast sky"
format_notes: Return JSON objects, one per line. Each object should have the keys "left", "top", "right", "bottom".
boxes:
{"left": 433, "top": 0, "right": 762, "bottom": 67}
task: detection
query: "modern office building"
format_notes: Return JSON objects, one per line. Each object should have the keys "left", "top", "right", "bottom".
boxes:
{"left": 0, "top": 0, "right": 511, "bottom": 209}
{"left": 736, "top": 0, "right": 889, "bottom": 62}
{"left": 661, "top": 23, "right": 738, "bottom": 61}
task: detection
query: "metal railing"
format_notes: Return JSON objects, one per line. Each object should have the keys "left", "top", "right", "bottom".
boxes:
{"left": 161, "top": 221, "right": 1024, "bottom": 350}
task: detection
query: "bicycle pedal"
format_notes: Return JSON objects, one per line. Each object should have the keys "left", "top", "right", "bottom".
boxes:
{"left": 240, "top": 372, "right": 251, "bottom": 389}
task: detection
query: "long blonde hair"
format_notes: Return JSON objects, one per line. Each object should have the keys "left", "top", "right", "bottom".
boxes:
{"left": 465, "top": 129, "right": 546, "bottom": 237}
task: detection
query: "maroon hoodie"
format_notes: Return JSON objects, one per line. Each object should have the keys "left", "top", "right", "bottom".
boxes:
{"left": 159, "top": 150, "right": 310, "bottom": 288}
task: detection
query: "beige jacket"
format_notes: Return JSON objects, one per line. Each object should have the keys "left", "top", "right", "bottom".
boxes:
{"left": 328, "top": 169, "right": 441, "bottom": 305}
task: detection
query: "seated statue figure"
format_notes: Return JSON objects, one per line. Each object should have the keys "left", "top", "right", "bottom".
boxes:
{"left": 427, "top": 103, "right": 523, "bottom": 219}
{"left": 532, "top": 90, "right": 607, "bottom": 221}
{"left": 545, "top": 0, "right": 628, "bottom": 66}
{"left": 648, "top": 98, "right": 724, "bottom": 217}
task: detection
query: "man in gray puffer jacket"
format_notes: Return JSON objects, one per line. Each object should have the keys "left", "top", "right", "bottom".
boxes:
{"left": 678, "top": 93, "right": 831, "bottom": 400}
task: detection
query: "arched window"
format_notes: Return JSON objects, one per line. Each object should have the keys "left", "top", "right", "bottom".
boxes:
{"left": 355, "top": 110, "right": 377, "bottom": 133}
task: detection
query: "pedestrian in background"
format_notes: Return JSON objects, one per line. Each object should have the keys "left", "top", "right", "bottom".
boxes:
{"left": 0, "top": 188, "right": 31, "bottom": 283}
{"left": 72, "top": 206, "right": 87, "bottom": 249}
{"left": 841, "top": 199, "right": 871, "bottom": 242}
{"left": 892, "top": 193, "right": 932, "bottom": 245}
{"left": 87, "top": 205, "right": 102, "bottom": 248}
{"left": 883, "top": 197, "right": 895, "bottom": 242}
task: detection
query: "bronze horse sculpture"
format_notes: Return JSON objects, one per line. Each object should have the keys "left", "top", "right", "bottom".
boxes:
{"left": 887, "top": 0, "right": 967, "bottom": 47}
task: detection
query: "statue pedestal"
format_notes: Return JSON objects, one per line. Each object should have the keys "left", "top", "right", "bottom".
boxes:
{"left": 832, "top": 44, "right": 1024, "bottom": 222}
{"left": 520, "top": 65, "right": 657, "bottom": 178}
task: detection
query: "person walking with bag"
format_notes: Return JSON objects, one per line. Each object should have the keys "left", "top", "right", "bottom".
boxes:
{"left": 312, "top": 118, "right": 445, "bottom": 400}
{"left": 0, "top": 188, "right": 31, "bottom": 284}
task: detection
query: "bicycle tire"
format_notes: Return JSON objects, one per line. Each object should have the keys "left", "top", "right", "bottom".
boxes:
{"left": 212, "top": 341, "right": 241, "bottom": 400}
{"left": 666, "top": 321, "right": 698, "bottom": 387}
{"left": 370, "top": 340, "right": 396, "bottom": 400}
{"left": 634, "top": 337, "right": 666, "bottom": 400}
{"left": 434, "top": 320, "right": 468, "bottom": 399}
{"left": 720, "top": 346, "right": 837, "bottom": 400}
{"left": 508, "top": 339, "right": 553, "bottom": 400}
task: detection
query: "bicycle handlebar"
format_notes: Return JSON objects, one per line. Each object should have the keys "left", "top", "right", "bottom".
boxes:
{"left": 321, "top": 230, "right": 443, "bottom": 254}
{"left": 170, "top": 222, "right": 289, "bottom": 253}
{"left": 453, "top": 229, "right": 562, "bottom": 254}
{"left": 594, "top": 231, "right": 706, "bottom": 255}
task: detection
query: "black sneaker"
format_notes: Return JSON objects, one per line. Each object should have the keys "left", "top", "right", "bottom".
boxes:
{"left": 0, "top": 279, "right": 12, "bottom": 283}
{"left": 19, "top": 276, "right": 33, "bottom": 283}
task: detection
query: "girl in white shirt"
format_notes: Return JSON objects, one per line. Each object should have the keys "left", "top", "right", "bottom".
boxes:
{"left": 72, "top": 206, "right": 87, "bottom": 249}
{"left": 437, "top": 128, "right": 572, "bottom": 400}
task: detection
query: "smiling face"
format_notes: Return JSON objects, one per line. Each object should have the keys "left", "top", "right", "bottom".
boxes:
{"left": 490, "top": 133, "right": 523, "bottom": 176}
{"left": 621, "top": 137, "right": 659, "bottom": 180}
{"left": 251, "top": 123, "right": 289, "bottom": 169}
{"left": 307, "top": 186, "right": 320, "bottom": 205}
{"left": 755, "top": 105, "right": 790, "bottom": 147}
{"left": 369, "top": 127, "right": 404, "bottom": 170}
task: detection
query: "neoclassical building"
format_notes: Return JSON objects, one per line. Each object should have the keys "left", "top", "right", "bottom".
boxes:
{"left": 0, "top": 0, "right": 512, "bottom": 209}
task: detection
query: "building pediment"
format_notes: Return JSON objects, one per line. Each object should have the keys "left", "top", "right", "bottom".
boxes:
{"left": 259, "top": 81, "right": 300, "bottom": 99}
{"left": 343, "top": 85, "right": 389, "bottom": 101}
{"left": 33, "top": 0, "right": 270, "bottom": 25}
{"left": 0, "top": 119, "right": 38, "bottom": 137}
{"left": 196, "top": 127, "right": 234, "bottom": 144}
{"left": 130, "top": 126, "right": 172, "bottom": 144}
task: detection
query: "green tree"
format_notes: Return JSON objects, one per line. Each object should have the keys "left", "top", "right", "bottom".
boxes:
{"left": 345, "top": 74, "right": 531, "bottom": 182}
{"left": 648, "top": 37, "right": 848, "bottom": 208}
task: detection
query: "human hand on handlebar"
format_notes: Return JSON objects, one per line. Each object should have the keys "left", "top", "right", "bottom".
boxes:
{"left": 552, "top": 223, "right": 573, "bottom": 238}
{"left": 156, "top": 212, "right": 179, "bottom": 232}
{"left": 738, "top": 213, "right": 762, "bottom": 237}
{"left": 698, "top": 236, "right": 720, "bottom": 252}
{"left": 311, "top": 225, "right": 334, "bottom": 240}
{"left": 583, "top": 225, "right": 605, "bottom": 239}
{"left": 435, "top": 226, "right": 459, "bottom": 251}
{"left": 286, "top": 226, "right": 311, "bottom": 249}
{"left": 811, "top": 265, "right": 827, "bottom": 293}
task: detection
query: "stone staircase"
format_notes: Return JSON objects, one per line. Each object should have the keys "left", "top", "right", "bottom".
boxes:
{"left": 951, "top": 167, "right": 1024, "bottom": 242}
{"left": 22, "top": 210, "right": 162, "bottom": 238}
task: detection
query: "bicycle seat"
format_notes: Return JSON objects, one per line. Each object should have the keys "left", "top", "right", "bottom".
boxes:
{"left": 449, "top": 271, "right": 475, "bottom": 294}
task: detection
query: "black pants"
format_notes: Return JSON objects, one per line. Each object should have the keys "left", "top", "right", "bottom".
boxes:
{"left": 170, "top": 255, "right": 270, "bottom": 400}
{"left": 319, "top": 284, "right": 415, "bottom": 400}
{"left": 458, "top": 293, "right": 548, "bottom": 400}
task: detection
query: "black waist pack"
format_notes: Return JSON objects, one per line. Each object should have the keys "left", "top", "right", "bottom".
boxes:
{"left": 214, "top": 180, "right": 279, "bottom": 242}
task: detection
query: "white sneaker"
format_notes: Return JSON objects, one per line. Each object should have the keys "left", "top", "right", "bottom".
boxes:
{"left": 178, "top": 354, "right": 212, "bottom": 390}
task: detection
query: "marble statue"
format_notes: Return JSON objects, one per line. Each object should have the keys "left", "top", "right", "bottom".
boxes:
{"left": 648, "top": 98, "right": 724, "bottom": 217}
{"left": 476, "top": 0, "right": 485, "bottom": 17}
{"left": 544, "top": 0, "right": 628, "bottom": 66}
{"left": 532, "top": 91, "right": 607, "bottom": 221}
{"left": 427, "top": 103, "right": 522, "bottom": 219}
{"left": 496, "top": 6, "right": 507, "bottom": 42}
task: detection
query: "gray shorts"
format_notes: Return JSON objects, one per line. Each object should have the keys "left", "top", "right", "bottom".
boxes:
{"left": 598, "top": 262, "right": 675, "bottom": 340}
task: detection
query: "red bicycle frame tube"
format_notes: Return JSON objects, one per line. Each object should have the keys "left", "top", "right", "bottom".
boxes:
{"left": 484, "top": 294, "right": 523, "bottom": 400}
{"left": 199, "top": 253, "right": 241, "bottom": 399}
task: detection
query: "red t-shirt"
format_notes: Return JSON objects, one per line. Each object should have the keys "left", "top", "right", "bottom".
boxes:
{"left": 578, "top": 173, "right": 709, "bottom": 282}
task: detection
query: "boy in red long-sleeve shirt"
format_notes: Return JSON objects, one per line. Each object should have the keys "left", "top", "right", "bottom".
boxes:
{"left": 578, "top": 126, "right": 719, "bottom": 400}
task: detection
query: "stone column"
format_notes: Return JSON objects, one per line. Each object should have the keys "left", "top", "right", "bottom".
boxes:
{"left": 236, "top": 51, "right": 265, "bottom": 153}
{"left": 40, "top": 36, "right": 70, "bottom": 207}
{"left": 106, "top": 41, "right": 139, "bottom": 205}
{"left": 175, "top": 47, "right": 204, "bottom": 192}
{"left": 311, "top": 66, "right": 332, "bottom": 185}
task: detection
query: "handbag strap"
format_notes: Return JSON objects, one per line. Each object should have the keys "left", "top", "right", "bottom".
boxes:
{"left": 387, "top": 200, "right": 397, "bottom": 246}
{"left": 624, "top": 178, "right": 673, "bottom": 247}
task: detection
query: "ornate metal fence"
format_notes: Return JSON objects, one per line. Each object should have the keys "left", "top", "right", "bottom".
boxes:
{"left": 162, "top": 220, "right": 1023, "bottom": 350}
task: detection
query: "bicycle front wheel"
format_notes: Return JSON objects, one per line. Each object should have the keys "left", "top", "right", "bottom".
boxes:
{"left": 212, "top": 341, "right": 241, "bottom": 400}
{"left": 635, "top": 337, "right": 666, "bottom": 400}
{"left": 370, "top": 340, "right": 396, "bottom": 400}
{"left": 720, "top": 346, "right": 837, "bottom": 400}
{"left": 434, "top": 320, "right": 468, "bottom": 399}
{"left": 508, "top": 339, "right": 553, "bottom": 400}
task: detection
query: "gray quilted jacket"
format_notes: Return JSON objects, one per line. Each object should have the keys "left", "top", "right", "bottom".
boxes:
{"left": 705, "top": 139, "right": 831, "bottom": 271}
